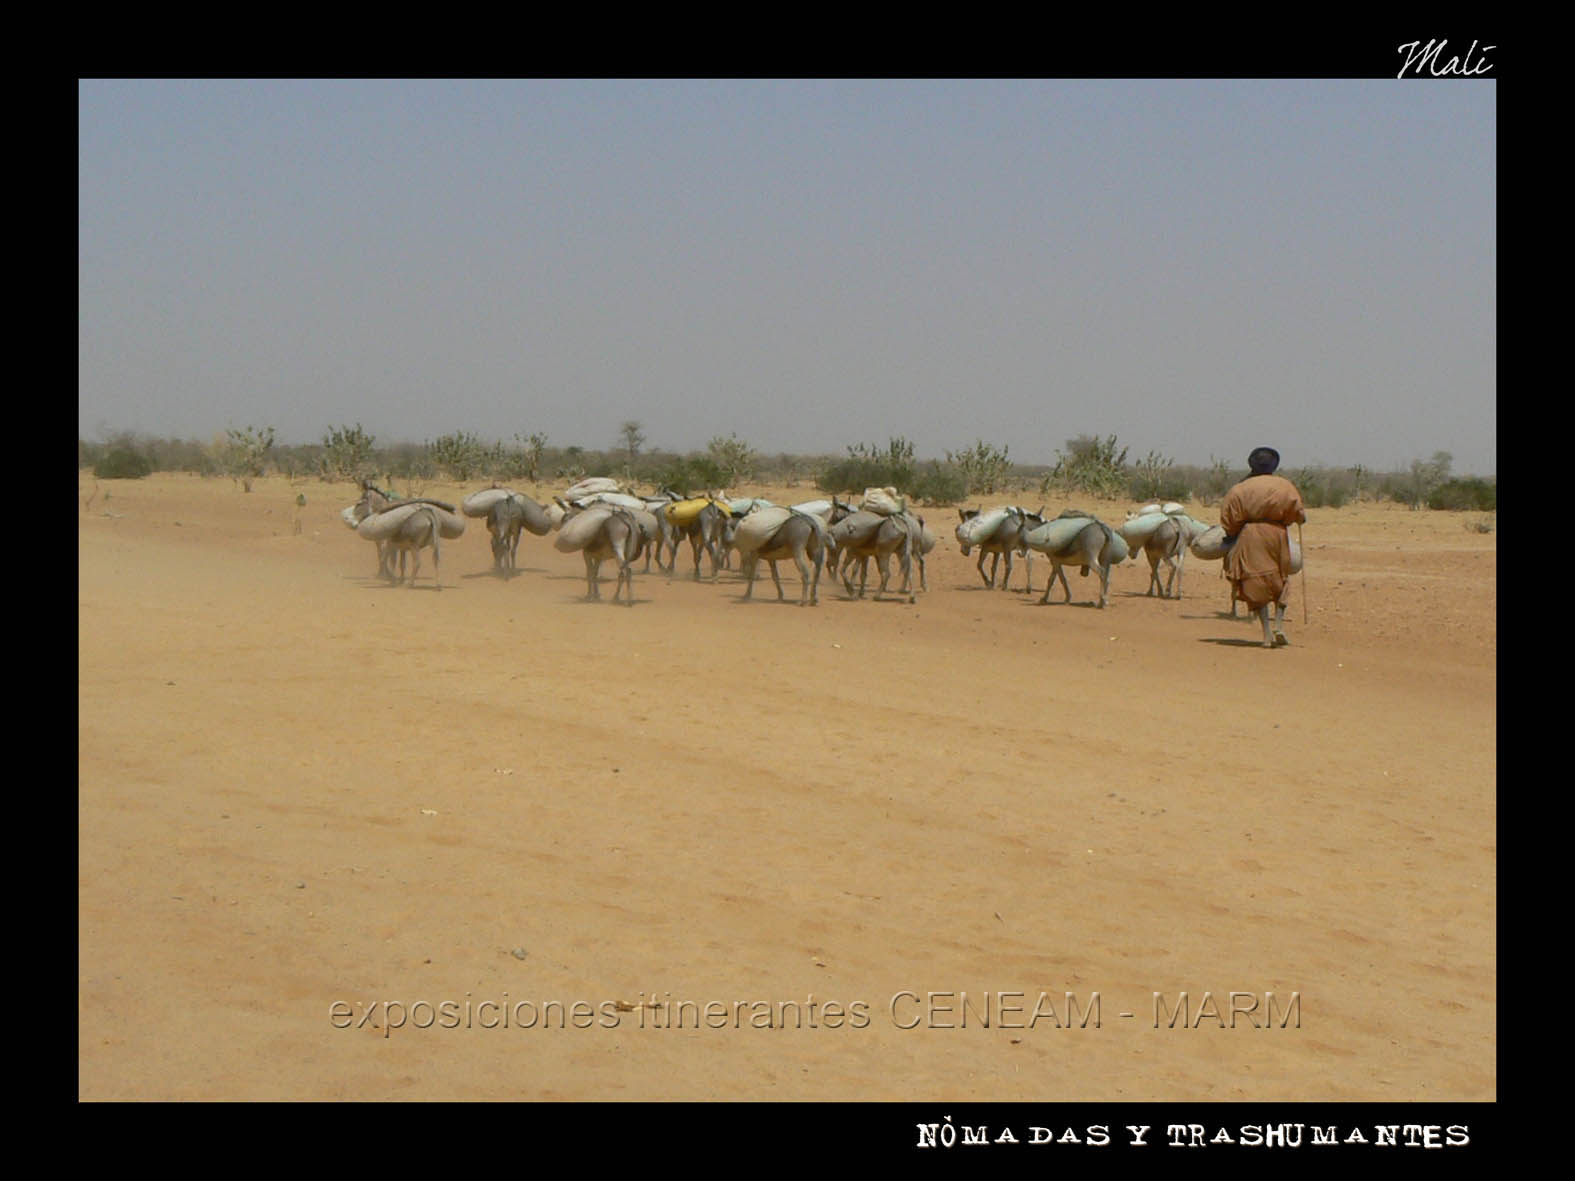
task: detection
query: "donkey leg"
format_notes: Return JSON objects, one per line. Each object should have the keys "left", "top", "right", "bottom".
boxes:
{"left": 789, "top": 550, "right": 812, "bottom": 606}
{"left": 619, "top": 553, "right": 635, "bottom": 605}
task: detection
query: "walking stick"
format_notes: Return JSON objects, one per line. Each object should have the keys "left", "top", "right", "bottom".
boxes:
{"left": 1298, "top": 521, "right": 1308, "bottom": 624}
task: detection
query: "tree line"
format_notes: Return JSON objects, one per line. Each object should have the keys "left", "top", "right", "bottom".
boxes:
{"left": 80, "top": 426, "right": 1493, "bottom": 513}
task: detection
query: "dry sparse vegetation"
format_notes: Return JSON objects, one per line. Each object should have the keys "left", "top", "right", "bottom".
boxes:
{"left": 77, "top": 426, "right": 1493, "bottom": 512}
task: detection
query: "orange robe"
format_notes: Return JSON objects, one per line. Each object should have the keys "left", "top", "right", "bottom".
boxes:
{"left": 1220, "top": 475, "right": 1306, "bottom": 610}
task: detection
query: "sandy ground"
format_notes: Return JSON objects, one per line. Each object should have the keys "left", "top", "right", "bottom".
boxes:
{"left": 78, "top": 473, "right": 1495, "bottom": 1102}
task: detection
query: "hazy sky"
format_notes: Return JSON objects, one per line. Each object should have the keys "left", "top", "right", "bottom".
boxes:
{"left": 78, "top": 79, "right": 1496, "bottom": 475}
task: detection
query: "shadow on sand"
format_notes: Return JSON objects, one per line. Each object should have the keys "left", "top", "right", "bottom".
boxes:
{"left": 459, "top": 567, "right": 546, "bottom": 582}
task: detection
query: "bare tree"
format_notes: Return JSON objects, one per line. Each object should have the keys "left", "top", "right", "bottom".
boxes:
{"left": 619, "top": 421, "right": 646, "bottom": 463}
{"left": 516, "top": 432, "right": 548, "bottom": 483}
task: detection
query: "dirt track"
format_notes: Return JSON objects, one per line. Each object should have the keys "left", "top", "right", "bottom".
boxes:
{"left": 78, "top": 474, "right": 1495, "bottom": 1101}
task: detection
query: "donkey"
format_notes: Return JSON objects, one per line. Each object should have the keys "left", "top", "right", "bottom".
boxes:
{"left": 824, "top": 499, "right": 874, "bottom": 583}
{"left": 346, "top": 483, "right": 397, "bottom": 580}
{"left": 739, "top": 510, "right": 828, "bottom": 606}
{"left": 391, "top": 506, "right": 447, "bottom": 590}
{"left": 1137, "top": 515, "right": 1189, "bottom": 599}
{"left": 840, "top": 511, "right": 936, "bottom": 593}
{"left": 1033, "top": 512, "right": 1124, "bottom": 609}
{"left": 830, "top": 507, "right": 921, "bottom": 603}
{"left": 559, "top": 506, "right": 646, "bottom": 604}
{"left": 350, "top": 503, "right": 447, "bottom": 590}
{"left": 486, "top": 492, "right": 552, "bottom": 574}
{"left": 345, "top": 482, "right": 458, "bottom": 582}
{"left": 956, "top": 506, "right": 1044, "bottom": 592}
{"left": 640, "top": 489, "right": 682, "bottom": 573}
{"left": 666, "top": 499, "right": 730, "bottom": 581}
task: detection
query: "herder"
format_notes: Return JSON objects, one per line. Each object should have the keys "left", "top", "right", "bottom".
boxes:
{"left": 1220, "top": 447, "right": 1306, "bottom": 648}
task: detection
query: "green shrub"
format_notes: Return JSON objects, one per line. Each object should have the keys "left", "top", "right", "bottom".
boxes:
{"left": 427, "top": 431, "right": 490, "bottom": 481}
{"left": 1427, "top": 477, "right": 1496, "bottom": 512}
{"left": 1128, "top": 449, "right": 1176, "bottom": 502}
{"left": 817, "top": 438, "right": 916, "bottom": 495}
{"left": 1127, "top": 470, "right": 1193, "bottom": 504}
{"left": 320, "top": 423, "right": 377, "bottom": 482}
{"left": 1047, "top": 434, "right": 1129, "bottom": 498}
{"left": 706, "top": 434, "right": 758, "bottom": 487}
{"left": 817, "top": 456, "right": 891, "bottom": 495}
{"left": 651, "top": 456, "right": 727, "bottom": 495}
{"left": 1402, "top": 451, "right": 1454, "bottom": 509}
{"left": 93, "top": 447, "right": 152, "bottom": 479}
{"left": 945, "top": 440, "right": 1011, "bottom": 496}
{"left": 1201, "top": 456, "right": 1238, "bottom": 500}
{"left": 221, "top": 425, "right": 275, "bottom": 491}
{"left": 910, "top": 461, "right": 969, "bottom": 505}
{"left": 1301, "top": 483, "right": 1348, "bottom": 509}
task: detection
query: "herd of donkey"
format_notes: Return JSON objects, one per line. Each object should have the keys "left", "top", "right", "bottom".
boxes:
{"left": 341, "top": 477, "right": 1287, "bottom": 612}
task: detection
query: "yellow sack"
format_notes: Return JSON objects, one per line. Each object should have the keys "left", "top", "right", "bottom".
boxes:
{"left": 661, "top": 498, "right": 722, "bottom": 527}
